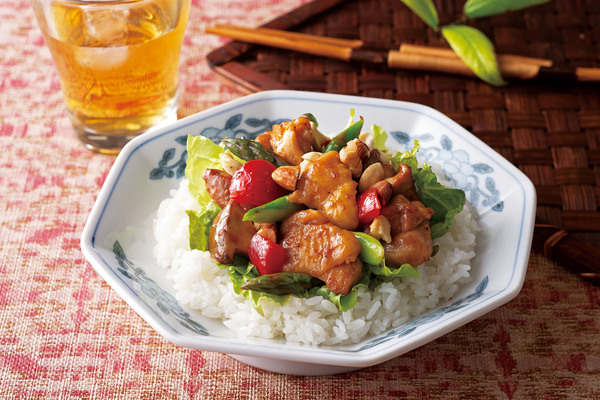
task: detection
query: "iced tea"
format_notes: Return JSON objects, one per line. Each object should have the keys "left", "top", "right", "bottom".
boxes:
{"left": 31, "top": 0, "right": 190, "bottom": 153}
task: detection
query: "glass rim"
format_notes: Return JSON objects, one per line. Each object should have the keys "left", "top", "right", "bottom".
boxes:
{"left": 40, "top": 0, "right": 154, "bottom": 5}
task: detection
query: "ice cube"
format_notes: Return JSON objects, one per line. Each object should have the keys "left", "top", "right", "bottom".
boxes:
{"left": 77, "top": 45, "right": 129, "bottom": 70}
{"left": 82, "top": 8, "right": 129, "bottom": 46}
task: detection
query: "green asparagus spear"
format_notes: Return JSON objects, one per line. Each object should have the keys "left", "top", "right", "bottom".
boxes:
{"left": 240, "top": 272, "right": 319, "bottom": 295}
{"left": 222, "top": 138, "right": 289, "bottom": 167}
{"left": 322, "top": 117, "right": 364, "bottom": 153}
{"left": 243, "top": 195, "right": 304, "bottom": 223}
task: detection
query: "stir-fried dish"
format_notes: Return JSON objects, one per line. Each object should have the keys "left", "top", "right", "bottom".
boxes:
{"left": 184, "top": 112, "right": 466, "bottom": 311}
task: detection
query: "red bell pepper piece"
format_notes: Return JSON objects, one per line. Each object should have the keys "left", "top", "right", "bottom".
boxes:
{"left": 357, "top": 187, "right": 382, "bottom": 226}
{"left": 248, "top": 233, "right": 286, "bottom": 275}
{"left": 229, "top": 159, "right": 288, "bottom": 206}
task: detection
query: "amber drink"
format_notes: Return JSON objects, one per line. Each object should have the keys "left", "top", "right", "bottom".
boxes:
{"left": 31, "top": 0, "right": 190, "bottom": 153}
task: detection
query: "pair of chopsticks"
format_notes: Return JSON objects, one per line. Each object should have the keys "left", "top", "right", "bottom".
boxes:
{"left": 207, "top": 24, "right": 600, "bottom": 82}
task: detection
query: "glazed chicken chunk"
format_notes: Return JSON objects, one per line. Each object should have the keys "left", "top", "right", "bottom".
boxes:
{"left": 383, "top": 223, "right": 433, "bottom": 267}
{"left": 265, "top": 116, "right": 314, "bottom": 165}
{"left": 288, "top": 150, "right": 359, "bottom": 231}
{"left": 380, "top": 194, "right": 434, "bottom": 234}
{"left": 379, "top": 194, "right": 435, "bottom": 267}
{"left": 280, "top": 210, "right": 363, "bottom": 295}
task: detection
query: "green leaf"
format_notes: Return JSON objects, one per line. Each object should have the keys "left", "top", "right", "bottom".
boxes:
{"left": 441, "top": 25, "right": 507, "bottom": 86}
{"left": 400, "top": 0, "right": 439, "bottom": 29}
{"left": 308, "top": 269, "right": 370, "bottom": 312}
{"left": 185, "top": 134, "right": 225, "bottom": 204}
{"left": 389, "top": 140, "right": 420, "bottom": 171}
{"left": 187, "top": 201, "right": 221, "bottom": 251}
{"left": 464, "top": 0, "right": 551, "bottom": 19}
{"left": 370, "top": 124, "right": 388, "bottom": 151}
{"left": 413, "top": 164, "right": 466, "bottom": 239}
{"left": 368, "top": 261, "right": 420, "bottom": 278}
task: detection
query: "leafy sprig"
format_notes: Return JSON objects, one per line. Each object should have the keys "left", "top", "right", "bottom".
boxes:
{"left": 400, "top": 0, "right": 551, "bottom": 85}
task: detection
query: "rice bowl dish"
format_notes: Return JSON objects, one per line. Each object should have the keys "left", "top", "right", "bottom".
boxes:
{"left": 81, "top": 90, "right": 534, "bottom": 374}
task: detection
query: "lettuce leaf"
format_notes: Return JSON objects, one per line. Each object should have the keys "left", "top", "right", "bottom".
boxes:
{"left": 413, "top": 164, "right": 465, "bottom": 239}
{"left": 389, "top": 139, "right": 420, "bottom": 170}
{"left": 368, "top": 261, "right": 420, "bottom": 278}
{"left": 187, "top": 201, "right": 221, "bottom": 251}
{"left": 308, "top": 268, "right": 371, "bottom": 312}
{"left": 371, "top": 124, "right": 389, "bottom": 151}
{"left": 185, "top": 134, "right": 225, "bottom": 204}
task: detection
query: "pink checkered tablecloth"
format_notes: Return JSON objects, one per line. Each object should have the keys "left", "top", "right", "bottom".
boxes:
{"left": 1, "top": 0, "right": 599, "bottom": 398}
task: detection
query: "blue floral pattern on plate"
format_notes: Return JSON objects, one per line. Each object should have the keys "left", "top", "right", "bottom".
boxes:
{"left": 358, "top": 276, "right": 488, "bottom": 351}
{"left": 137, "top": 111, "right": 497, "bottom": 343}
{"left": 113, "top": 241, "right": 208, "bottom": 336}
{"left": 150, "top": 135, "right": 188, "bottom": 180}
{"left": 198, "top": 113, "right": 288, "bottom": 142}
{"left": 391, "top": 130, "right": 503, "bottom": 212}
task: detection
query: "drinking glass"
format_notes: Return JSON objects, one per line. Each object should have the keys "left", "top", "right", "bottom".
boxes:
{"left": 31, "top": 0, "right": 191, "bottom": 154}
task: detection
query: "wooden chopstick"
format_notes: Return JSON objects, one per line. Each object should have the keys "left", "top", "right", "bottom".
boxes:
{"left": 209, "top": 24, "right": 363, "bottom": 49}
{"left": 207, "top": 24, "right": 600, "bottom": 82}
{"left": 207, "top": 24, "right": 359, "bottom": 61}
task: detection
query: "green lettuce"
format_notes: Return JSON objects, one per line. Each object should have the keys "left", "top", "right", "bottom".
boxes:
{"left": 368, "top": 261, "right": 420, "bottom": 278}
{"left": 413, "top": 164, "right": 465, "bottom": 239}
{"left": 185, "top": 134, "right": 225, "bottom": 204}
{"left": 389, "top": 139, "right": 420, "bottom": 171}
{"left": 187, "top": 201, "right": 221, "bottom": 251}
{"left": 371, "top": 124, "right": 389, "bottom": 151}
{"left": 308, "top": 269, "right": 371, "bottom": 312}
{"left": 184, "top": 134, "right": 226, "bottom": 252}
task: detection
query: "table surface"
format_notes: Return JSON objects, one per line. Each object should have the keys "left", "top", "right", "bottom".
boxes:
{"left": 2, "top": 0, "right": 599, "bottom": 398}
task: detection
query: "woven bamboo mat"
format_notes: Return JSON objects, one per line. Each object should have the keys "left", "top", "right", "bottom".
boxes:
{"left": 207, "top": 0, "right": 600, "bottom": 248}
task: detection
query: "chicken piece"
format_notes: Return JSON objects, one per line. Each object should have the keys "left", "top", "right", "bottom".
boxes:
{"left": 288, "top": 151, "right": 359, "bottom": 231}
{"left": 321, "top": 260, "right": 364, "bottom": 295}
{"left": 383, "top": 222, "right": 433, "bottom": 267}
{"left": 380, "top": 194, "right": 434, "bottom": 234}
{"left": 254, "top": 132, "right": 273, "bottom": 151}
{"left": 209, "top": 200, "right": 257, "bottom": 264}
{"left": 280, "top": 210, "right": 363, "bottom": 295}
{"left": 385, "top": 163, "right": 420, "bottom": 201}
{"left": 203, "top": 169, "right": 232, "bottom": 209}
{"left": 268, "top": 116, "right": 314, "bottom": 165}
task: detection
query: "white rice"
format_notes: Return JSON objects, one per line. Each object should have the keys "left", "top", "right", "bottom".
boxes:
{"left": 153, "top": 178, "right": 479, "bottom": 346}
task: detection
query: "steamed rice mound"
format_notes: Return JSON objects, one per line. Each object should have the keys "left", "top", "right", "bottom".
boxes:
{"left": 154, "top": 179, "right": 479, "bottom": 346}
